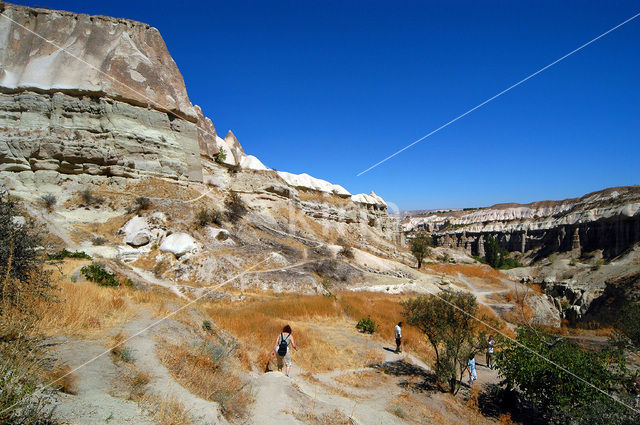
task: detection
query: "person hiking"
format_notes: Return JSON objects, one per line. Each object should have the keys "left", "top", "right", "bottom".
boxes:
{"left": 395, "top": 322, "right": 403, "bottom": 353}
{"left": 486, "top": 335, "right": 495, "bottom": 369}
{"left": 634, "top": 377, "right": 640, "bottom": 408}
{"left": 271, "top": 324, "right": 298, "bottom": 376}
{"left": 467, "top": 354, "right": 477, "bottom": 388}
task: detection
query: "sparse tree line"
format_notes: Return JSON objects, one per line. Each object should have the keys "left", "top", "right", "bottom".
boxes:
{"left": 409, "top": 232, "right": 522, "bottom": 269}
{"left": 400, "top": 287, "right": 640, "bottom": 424}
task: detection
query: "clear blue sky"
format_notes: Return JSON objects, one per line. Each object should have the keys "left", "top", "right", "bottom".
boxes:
{"left": 14, "top": 0, "right": 640, "bottom": 210}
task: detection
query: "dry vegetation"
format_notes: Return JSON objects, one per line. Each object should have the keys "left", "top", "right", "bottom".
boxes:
{"left": 332, "top": 370, "right": 391, "bottom": 389}
{"left": 157, "top": 340, "right": 252, "bottom": 421}
{"left": 139, "top": 395, "right": 193, "bottom": 425}
{"left": 202, "top": 292, "right": 438, "bottom": 372}
{"left": 291, "top": 408, "right": 355, "bottom": 425}
{"left": 426, "top": 263, "right": 505, "bottom": 285}
{"left": 37, "top": 262, "right": 135, "bottom": 337}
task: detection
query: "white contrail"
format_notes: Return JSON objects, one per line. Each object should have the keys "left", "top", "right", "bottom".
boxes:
{"left": 357, "top": 11, "right": 640, "bottom": 176}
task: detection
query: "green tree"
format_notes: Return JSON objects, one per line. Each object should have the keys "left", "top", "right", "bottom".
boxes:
{"left": 496, "top": 326, "right": 630, "bottom": 422}
{"left": 402, "top": 290, "right": 495, "bottom": 394}
{"left": 0, "top": 192, "right": 53, "bottom": 315}
{"left": 410, "top": 234, "right": 432, "bottom": 269}
{"left": 484, "top": 235, "right": 501, "bottom": 268}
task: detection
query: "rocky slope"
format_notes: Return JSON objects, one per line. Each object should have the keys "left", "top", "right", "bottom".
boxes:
{"left": 0, "top": 2, "right": 396, "bottom": 238}
{"left": 403, "top": 186, "right": 640, "bottom": 260}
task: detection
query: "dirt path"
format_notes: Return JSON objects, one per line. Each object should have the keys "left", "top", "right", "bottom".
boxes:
{"left": 53, "top": 338, "right": 156, "bottom": 425}
{"left": 53, "top": 308, "right": 228, "bottom": 425}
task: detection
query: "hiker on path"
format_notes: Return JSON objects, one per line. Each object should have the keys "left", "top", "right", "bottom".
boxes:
{"left": 272, "top": 324, "right": 298, "bottom": 376}
{"left": 486, "top": 335, "right": 495, "bottom": 369}
{"left": 634, "top": 378, "right": 640, "bottom": 408}
{"left": 395, "top": 322, "right": 403, "bottom": 353}
{"left": 467, "top": 354, "right": 477, "bottom": 388}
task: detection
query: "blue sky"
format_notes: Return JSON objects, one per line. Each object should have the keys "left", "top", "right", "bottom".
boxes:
{"left": 14, "top": 1, "right": 640, "bottom": 210}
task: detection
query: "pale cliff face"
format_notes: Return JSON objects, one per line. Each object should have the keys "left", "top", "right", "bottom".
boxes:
{"left": 0, "top": 3, "right": 196, "bottom": 120}
{"left": 403, "top": 187, "right": 640, "bottom": 234}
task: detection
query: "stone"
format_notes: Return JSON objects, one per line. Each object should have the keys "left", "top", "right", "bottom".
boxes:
{"left": 128, "top": 232, "right": 150, "bottom": 247}
{"left": 160, "top": 233, "right": 198, "bottom": 257}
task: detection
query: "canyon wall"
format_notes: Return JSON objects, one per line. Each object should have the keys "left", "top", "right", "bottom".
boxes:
{"left": 404, "top": 187, "right": 640, "bottom": 259}
{"left": 0, "top": 3, "right": 398, "bottom": 240}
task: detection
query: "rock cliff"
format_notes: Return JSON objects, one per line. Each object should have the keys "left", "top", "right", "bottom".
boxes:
{"left": 0, "top": 2, "right": 395, "bottom": 238}
{"left": 403, "top": 186, "right": 640, "bottom": 260}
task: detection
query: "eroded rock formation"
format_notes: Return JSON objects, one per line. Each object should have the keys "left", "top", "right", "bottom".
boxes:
{"left": 0, "top": 2, "right": 398, "bottom": 240}
{"left": 404, "top": 186, "right": 640, "bottom": 259}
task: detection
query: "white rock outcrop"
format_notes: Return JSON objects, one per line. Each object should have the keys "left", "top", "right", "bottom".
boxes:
{"left": 160, "top": 233, "right": 198, "bottom": 257}
{"left": 276, "top": 171, "right": 351, "bottom": 197}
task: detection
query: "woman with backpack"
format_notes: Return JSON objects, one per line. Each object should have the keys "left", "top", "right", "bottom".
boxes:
{"left": 271, "top": 324, "right": 298, "bottom": 376}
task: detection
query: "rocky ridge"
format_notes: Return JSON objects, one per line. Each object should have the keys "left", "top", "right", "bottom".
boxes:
{"left": 403, "top": 186, "right": 640, "bottom": 259}
{"left": 0, "top": 2, "right": 393, "bottom": 234}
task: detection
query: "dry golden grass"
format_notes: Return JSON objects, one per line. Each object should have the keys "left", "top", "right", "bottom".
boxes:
{"left": 426, "top": 263, "right": 505, "bottom": 284}
{"left": 157, "top": 340, "right": 252, "bottom": 421}
{"left": 140, "top": 394, "right": 193, "bottom": 425}
{"left": 291, "top": 408, "right": 355, "bottom": 425}
{"left": 36, "top": 279, "right": 135, "bottom": 337}
{"left": 333, "top": 370, "right": 390, "bottom": 389}
{"left": 299, "top": 373, "right": 355, "bottom": 398}
{"left": 338, "top": 292, "right": 437, "bottom": 363}
{"left": 203, "top": 293, "right": 402, "bottom": 372}
{"left": 48, "top": 365, "right": 78, "bottom": 395}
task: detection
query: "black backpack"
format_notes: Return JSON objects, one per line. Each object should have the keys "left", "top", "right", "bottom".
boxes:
{"left": 277, "top": 333, "right": 289, "bottom": 356}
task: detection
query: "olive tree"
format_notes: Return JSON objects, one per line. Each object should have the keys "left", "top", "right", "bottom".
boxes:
{"left": 402, "top": 289, "right": 496, "bottom": 394}
{"left": 410, "top": 234, "right": 432, "bottom": 269}
{"left": 496, "top": 326, "right": 632, "bottom": 423}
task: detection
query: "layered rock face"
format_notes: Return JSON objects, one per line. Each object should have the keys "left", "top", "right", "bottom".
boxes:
{"left": 0, "top": 3, "right": 397, "bottom": 239}
{"left": 0, "top": 3, "right": 202, "bottom": 181}
{"left": 404, "top": 186, "right": 640, "bottom": 259}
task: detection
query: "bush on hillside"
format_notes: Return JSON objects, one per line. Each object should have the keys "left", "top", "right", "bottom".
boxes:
{"left": 0, "top": 192, "right": 53, "bottom": 313}
{"left": 196, "top": 208, "right": 223, "bottom": 227}
{"left": 81, "top": 263, "right": 120, "bottom": 287}
{"left": 46, "top": 249, "right": 91, "bottom": 261}
{"left": 495, "top": 326, "right": 633, "bottom": 423}
{"left": 356, "top": 317, "right": 377, "bottom": 334}
{"left": 41, "top": 194, "right": 57, "bottom": 211}
{"left": 338, "top": 245, "right": 354, "bottom": 259}
{"left": 225, "top": 192, "right": 247, "bottom": 223}
{"left": 0, "top": 191, "right": 60, "bottom": 424}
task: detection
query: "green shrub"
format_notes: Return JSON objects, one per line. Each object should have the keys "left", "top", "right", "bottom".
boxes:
{"left": 225, "top": 192, "right": 247, "bottom": 223}
{"left": 356, "top": 317, "right": 377, "bottom": 334}
{"left": 202, "top": 320, "right": 212, "bottom": 331}
{"left": 196, "top": 208, "right": 223, "bottom": 227}
{"left": 496, "top": 326, "right": 629, "bottom": 422}
{"left": 81, "top": 263, "right": 120, "bottom": 287}
{"left": 47, "top": 249, "right": 91, "bottom": 261}
{"left": 215, "top": 148, "right": 227, "bottom": 164}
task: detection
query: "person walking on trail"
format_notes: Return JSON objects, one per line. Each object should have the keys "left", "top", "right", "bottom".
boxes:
{"left": 394, "top": 322, "right": 403, "bottom": 354}
{"left": 634, "top": 378, "right": 640, "bottom": 408}
{"left": 271, "top": 324, "right": 298, "bottom": 376}
{"left": 467, "top": 354, "right": 477, "bottom": 388}
{"left": 486, "top": 335, "right": 495, "bottom": 369}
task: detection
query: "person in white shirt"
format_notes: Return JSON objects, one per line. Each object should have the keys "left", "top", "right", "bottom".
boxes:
{"left": 394, "top": 322, "right": 403, "bottom": 353}
{"left": 486, "top": 335, "right": 495, "bottom": 369}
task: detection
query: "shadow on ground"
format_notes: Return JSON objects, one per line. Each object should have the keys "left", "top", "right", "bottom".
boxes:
{"left": 373, "top": 359, "right": 439, "bottom": 392}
